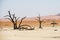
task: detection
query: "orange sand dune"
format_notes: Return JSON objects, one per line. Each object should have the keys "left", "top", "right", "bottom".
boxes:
{"left": 0, "top": 19, "right": 60, "bottom": 28}
{"left": 0, "top": 15, "right": 60, "bottom": 28}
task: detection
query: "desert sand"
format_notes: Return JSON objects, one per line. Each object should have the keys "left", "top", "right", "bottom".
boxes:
{"left": 0, "top": 27, "right": 60, "bottom": 40}
{"left": 0, "top": 16, "right": 60, "bottom": 40}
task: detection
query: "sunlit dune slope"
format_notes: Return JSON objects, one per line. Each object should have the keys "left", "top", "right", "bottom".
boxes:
{"left": 0, "top": 15, "right": 60, "bottom": 28}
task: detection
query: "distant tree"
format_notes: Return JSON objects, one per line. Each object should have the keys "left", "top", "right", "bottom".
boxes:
{"left": 51, "top": 19, "right": 57, "bottom": 27}
{"left": 4, "top": 11, "right": 20, "bottom": 29}
{"left": 35, "top": 14, "right": 44, "bottom": 28}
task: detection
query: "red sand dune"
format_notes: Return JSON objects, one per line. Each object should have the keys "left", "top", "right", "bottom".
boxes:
{"left": 0, "top": 15, "right": 60, "bottom": 28}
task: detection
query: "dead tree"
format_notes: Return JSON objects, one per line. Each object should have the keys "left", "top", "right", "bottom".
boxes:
{"left": 51, "top": 19, "right": 57, "bottom": 27}
{"left": 18, "top": 25, "right": 34, "bottom": 30}
{"left": 4, "top": 11, "right": 34, "bottom": 30}
{"left": 35, "top": 14, "right": 44, "bottom": 28}
{"left": 18, "top": 16, "right": 26, "bottom": 28}
{"left": 4, "top": 11, "right": 19, "bottom": 29}
{"left": 18, "top": 17, "right": 34, "bottom": 30}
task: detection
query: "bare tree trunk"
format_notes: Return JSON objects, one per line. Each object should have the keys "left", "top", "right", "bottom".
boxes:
{"left": 39, "top": 21, "right": 42, "bottom": 28}
{"left": 4, "top": 11, "right": 20, "bottom": 30}
{"left": 14, "top": 23, "right": 17, "bottom": 29}
{"left": 52, "top": 24, "right": 54, "bottom": 27}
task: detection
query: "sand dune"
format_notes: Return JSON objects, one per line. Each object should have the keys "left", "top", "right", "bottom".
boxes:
{"left": 0, "top": 15, "right": 60, "bottom": 28}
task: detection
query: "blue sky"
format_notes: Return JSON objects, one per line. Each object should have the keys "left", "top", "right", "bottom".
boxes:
{"left": 0, "top": 0, "right": 60, "bottom": 18}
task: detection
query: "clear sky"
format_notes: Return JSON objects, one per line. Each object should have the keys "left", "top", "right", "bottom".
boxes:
{"left": 0, "top": 0, "right": 60, "bottom": 18}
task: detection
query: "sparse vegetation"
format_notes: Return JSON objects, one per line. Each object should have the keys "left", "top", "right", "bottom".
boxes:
{"left": 3, "top": 11, "right": 59, "bottom": 31}
{"left": 18, "top": 25, "right": 34, "bottom": 30}
{"left": 4, "top": 11, "right": 34, "bottom": 30}
{"left": 35, "top": 14, "right": 44, "bottom": 28}
{"left": 51, "top": 19, "right": 57, "bottom": 27}
{"left": 18, "top": 17, "right": 34, "bottom": 30}
{"left": 4, "top": 11, "right": 19, "bottom": 29}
